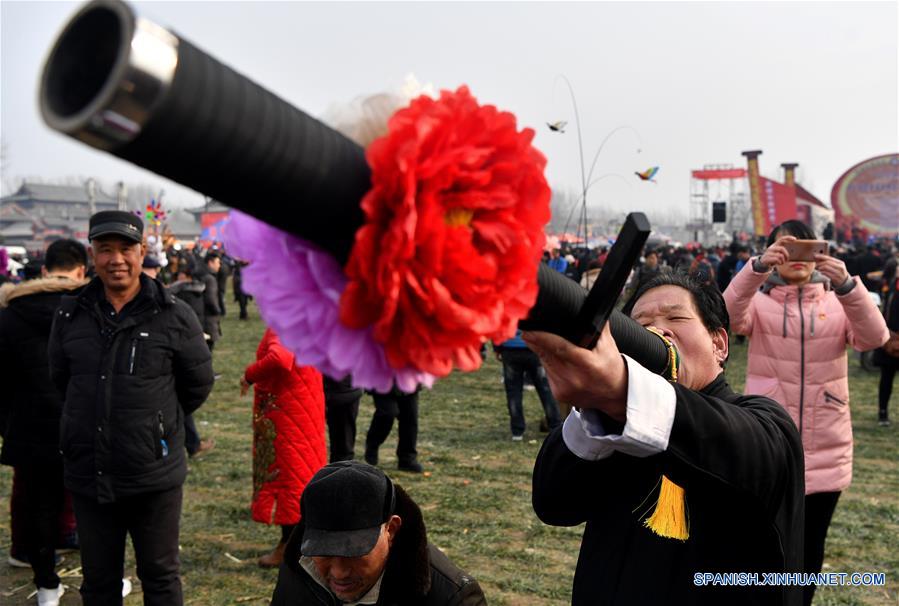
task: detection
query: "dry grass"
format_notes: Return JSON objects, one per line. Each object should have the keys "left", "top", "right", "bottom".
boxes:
{"left": 1, "top": 300, "right": 896, "bottom": 604}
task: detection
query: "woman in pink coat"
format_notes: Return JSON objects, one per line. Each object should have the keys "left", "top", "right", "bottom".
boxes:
{"left": 724, "top": 220, "right": 888, "bottom": 606}
{"left": 240, "top": 328, "right": 327, "bottom": 568}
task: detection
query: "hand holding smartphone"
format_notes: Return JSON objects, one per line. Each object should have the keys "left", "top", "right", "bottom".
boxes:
{"left": 783, "top": 239, "right": 828, "bottom": 262}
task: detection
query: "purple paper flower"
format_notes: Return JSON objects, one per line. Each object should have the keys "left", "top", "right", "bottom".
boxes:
{"left": 224, "top": 210, "right": 434, "bottom": 393}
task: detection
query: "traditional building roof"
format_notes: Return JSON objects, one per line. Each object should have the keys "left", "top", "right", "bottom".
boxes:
{"left": 0, "top": 222, "right": 35, "bottom": 238}
{"left": 185, "top": 199, "right": 230, "bottom": 215}
{"left": 2, "top": 182, "right": 119, "bottom": 205}
{"left": 166, "top": 208, "right": 202, "bottom": 239}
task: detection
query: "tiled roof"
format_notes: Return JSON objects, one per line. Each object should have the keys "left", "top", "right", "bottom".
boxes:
{"left": 185, "top": 200, "right": 230, "bottom": 215}
{"left": 1, "top": 182, "right": 119, "bottom": 204}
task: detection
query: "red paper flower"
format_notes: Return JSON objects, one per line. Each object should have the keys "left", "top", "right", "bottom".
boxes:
{"left": 339, "top": 86, "right": 550, "bottom": 377}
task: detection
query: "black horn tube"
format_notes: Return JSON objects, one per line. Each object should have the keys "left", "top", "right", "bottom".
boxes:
{"left": 39, "top": 0, "right": 672, "bottom": 375}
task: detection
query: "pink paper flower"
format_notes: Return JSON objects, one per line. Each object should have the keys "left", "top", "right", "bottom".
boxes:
{"left": 224, "top": 210, "right": 434, "bottom": 393}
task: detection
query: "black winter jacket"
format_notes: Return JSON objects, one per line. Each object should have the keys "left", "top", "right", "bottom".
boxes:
{"left": 271, "top": 485, "right": 487, "bottom": 606}
{"left": 323, "top": 375, "right": 364, "bottom": 407}
{"left": 168, "top": 279, "right": 206, "bottom": 327}
{"left": 195, "top": 268, "right": 221, "bottom": 340}
{"left": 0, "top": 276, "right": 87, "bottom": 466}
{"left": 533, "top": 374, "right": 805, "bottom": 606}
{"left": 48, "top": 274, "right": 214, "bottom": 503}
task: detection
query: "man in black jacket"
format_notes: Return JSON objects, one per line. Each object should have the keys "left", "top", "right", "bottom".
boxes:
{"left": 168, "top": 265, "right": 215, "bottom": 458}
{"left": 527, "top": 270, "right": 805, "bottom": 606}
{"left": 48, "top": 211, "right": 214, "bottom": 606}
{"left": 0, "top": 239, "right": 88, "bottom": 605}
{"left": 196, "top": 251, "right": 222, "bottom": 351}
{"left": 271, "top": 461, "right": 487, "bottom": 606}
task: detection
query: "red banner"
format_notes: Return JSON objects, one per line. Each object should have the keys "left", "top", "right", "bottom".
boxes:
{"left": 691, "top": 168, "right": 747, "bottom": 180}
{"left": 200, "top": 212, "right": 230, "bottom": 244}
{"left": 755, "top": 177, "right": 797, "bottom": 235}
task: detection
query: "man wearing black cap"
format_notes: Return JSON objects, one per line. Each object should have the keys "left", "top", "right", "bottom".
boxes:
{"left": 271, "top": 461, "right": 487, "bottom": 606}
{"left": 141, "top": 255, "right": 162, "bottom": 280}
{"left": 48, "top": 210, "right": 214, "bottom": 605}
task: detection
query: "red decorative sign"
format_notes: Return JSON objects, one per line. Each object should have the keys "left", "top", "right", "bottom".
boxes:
{"left": 756, "top": 176, "right": 797, "bottom": 235}
{"left": 691, "top": 168, "right": 747, "bottom": 180}
{"left": 831, "top": 154, "right": 899, "bottom": 236}
{"left": 200, "top": 212, "right": 230, "bottom": 243}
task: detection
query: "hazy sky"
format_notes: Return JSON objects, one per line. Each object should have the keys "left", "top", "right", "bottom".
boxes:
{"left": 1, "top": 1, "right": 896, "bottom": 218}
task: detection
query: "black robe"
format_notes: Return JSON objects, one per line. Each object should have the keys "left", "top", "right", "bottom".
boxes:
{"left": 533, "top": 373, "right": 805, "bottom": 606}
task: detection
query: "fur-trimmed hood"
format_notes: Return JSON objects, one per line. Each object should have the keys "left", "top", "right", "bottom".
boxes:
{"left": 0, "top": 276, "right": 87, "bottom": 308}
{"left": 0, "top": 276, "right": 88, "bottom": 332}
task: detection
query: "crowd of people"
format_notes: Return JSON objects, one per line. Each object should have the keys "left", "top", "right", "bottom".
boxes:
{"left": 1, "top": 208, "right": 897, "bottom": 605}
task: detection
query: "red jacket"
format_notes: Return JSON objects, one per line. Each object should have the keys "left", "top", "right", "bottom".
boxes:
{"left": 245, "top": 328, "right": 326, "bottom": 525}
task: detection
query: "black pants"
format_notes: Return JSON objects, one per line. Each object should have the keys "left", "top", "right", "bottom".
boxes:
{"left": 326, "top": 396, "right": 361, "bottom": 462}
{"left": 235, "top": 292, "right": 249, "bottom": 319}
{"left": 72, "top": 486, "right": 183, "bottom": 606}
{"left": 280, "top": 524, "right": 295, "bottom": 543}
{"left": 878, "top": 355, "right": 898, "bottom": 420}
{"left": 17, "top": 460, "right": 65, "bottom": 590}
{"left": 366, "top": 391, "right": 419, "bottom": 464}
{"left": 500, "top": 348, "right": 561, "bottom": 436}
{"left": 803, "top": 491, "right": 841, "bottom": 606}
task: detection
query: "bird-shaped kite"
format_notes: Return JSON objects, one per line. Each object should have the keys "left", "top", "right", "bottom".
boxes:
{"left": 635, "top": 166, "right": 659, "bottom": 182}
{"left": 547, "top": 121, "right": 567, "bottom": 133}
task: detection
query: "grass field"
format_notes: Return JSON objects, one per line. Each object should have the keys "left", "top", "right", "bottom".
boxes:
{"left": 2, "top": 299, "right": 897, "bottom": 605}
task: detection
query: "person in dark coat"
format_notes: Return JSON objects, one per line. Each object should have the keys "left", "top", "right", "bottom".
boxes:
{"left": 215, "top": 250, "right": 233, "bottom": 317}
{"left": 528, "top": 270, "right": 805, "bottom": 606}
{"left": 232, "top": 258, "right": 251, "bottom": 320}
{"left": 875, "top": 273, "right": 899, "bottom": 426}
{"left": 48, "top": 211, "right": 214, "bottom": 606}
{"left": 0, "top": 239, "right": 88, "bottom": 604}
{"left": 196, "top": 251, "right": 223, "bottom": 351}
{"left": 270, "top": 461, "right": 486, "bottom": 606}
{"left": 168, "top": 265, "right": 215, "bottom": 458}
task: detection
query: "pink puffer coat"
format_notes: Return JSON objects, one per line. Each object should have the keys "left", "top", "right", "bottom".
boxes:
{"left": 724, "top": 260, "right": 888, "bottom": 495}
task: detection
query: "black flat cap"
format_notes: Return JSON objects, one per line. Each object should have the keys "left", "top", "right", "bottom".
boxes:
{"left": 89, "top": 210, "right": 143, "bottom": 243}
{"left": 300, "top": 461, "right": 396, "bottom": 558}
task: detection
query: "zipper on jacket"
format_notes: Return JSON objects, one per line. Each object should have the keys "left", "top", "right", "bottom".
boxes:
{"left": 810, "top": 303, "right": 816, "bottom": 337}
{"left": 824, "top": 391, "right": 847, "bottom": 406}
{"left": 798, "top": 288, "right": 806, "bottom": 433}
{"left": 782, "top": 297, "right": 788, "bottom": 337}
{"left": 129, "top": 339, "right": 137, "bottom": 375}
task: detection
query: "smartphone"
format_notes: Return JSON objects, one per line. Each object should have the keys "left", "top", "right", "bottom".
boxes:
{"left": 784, "top": 239, "right": 827, "bottom": 262}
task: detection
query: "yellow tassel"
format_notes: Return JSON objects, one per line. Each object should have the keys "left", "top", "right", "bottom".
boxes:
{"left": 644, "top": 475, "right": 689, "bottom": 541}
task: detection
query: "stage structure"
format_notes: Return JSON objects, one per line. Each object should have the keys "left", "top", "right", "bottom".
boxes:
{"left": 831, "top": 154, "right": 899, "bottom": 237}
{"left": 688, "top": 164, "right": 751, "bottom": 243}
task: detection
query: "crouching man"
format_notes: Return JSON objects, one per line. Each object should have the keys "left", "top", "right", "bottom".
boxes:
{"left": 271, "top": 461, "right": 487, "bottom": 605}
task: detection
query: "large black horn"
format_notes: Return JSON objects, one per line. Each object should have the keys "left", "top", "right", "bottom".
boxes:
{"left": 39, "top": 0, "right": 672, "bottom": 375}
{"left": 39, "top": 0, "right": 367, "bottom": 264}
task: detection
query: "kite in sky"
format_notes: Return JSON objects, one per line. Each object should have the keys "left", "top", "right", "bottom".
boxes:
{"left": 635, "top": 166, "right": 659, "bottom": 182}
{"left": 547, "top": 121, "right": 567, "bottom": 133}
